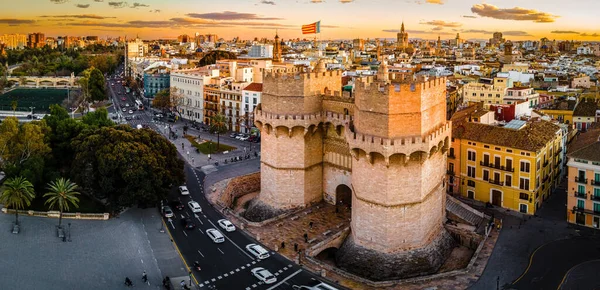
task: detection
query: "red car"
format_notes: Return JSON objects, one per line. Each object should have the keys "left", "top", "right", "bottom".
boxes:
{"left": 121, "top": 97, "right": 126, "bottom": 101}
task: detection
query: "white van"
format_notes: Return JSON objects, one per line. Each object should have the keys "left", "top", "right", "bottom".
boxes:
{"left": 246, "top": 243, "right": 270, "bottom": 259}
{"left": 206, "top": 229, "right": 224, "bottom": 243}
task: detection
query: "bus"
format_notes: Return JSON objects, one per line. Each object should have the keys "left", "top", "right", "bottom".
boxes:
{"left": 135, "top": 99, "right": 144, "bottom": 111}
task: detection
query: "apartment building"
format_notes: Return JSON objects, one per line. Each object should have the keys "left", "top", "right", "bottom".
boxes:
{"left": 203, "top": 77, "right": 248, "bottom": 132}
{"left": 462, "top": 77, "right": 511, "bottom": 105}
{"left": 567, "top": 126, "right": 600, "bottom": 228}
{"left": 241, "top": 83, "right": 263, "bottom": 133}
{"left": 170, "top": 68, "right": 218, "bottom": 123}
{"left": 449, "top": 108, "right": 563, "bottom": 214}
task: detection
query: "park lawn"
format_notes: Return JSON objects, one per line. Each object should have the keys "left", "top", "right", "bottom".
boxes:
{"left": 185, "top": 135, "right": 236, "bottom": 154}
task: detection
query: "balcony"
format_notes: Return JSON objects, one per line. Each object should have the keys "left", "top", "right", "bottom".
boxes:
{"left": 590, "top": 195, "right": 600, "bottom": 201}
{"left": 479, "top": 161, "right": 515, "bottom": 172}
{"left": 592, "top": 180, "right": 600, "bottom": 186}
{"left": 574, "top": 192, "right": 587, "bottom": 199}
{"left": 572, "top": 206, "right": 600, "bottom": 216}
{"left": 575, "top": 177, "right": 588, "bottom": 184}
{"left": 543, "top": 160, "right": 549, "bottom": 168}
{"left": 554, "top": 150, "right": 562, "bottom": 157}
{"left": 448, "top": 153, "right": 456, "bottom": 159}
{"left": 446, "top": 170, "right": 455, "bottom": 176}
{"left": 489, "top": 179, "right": 504, "bottom": 186}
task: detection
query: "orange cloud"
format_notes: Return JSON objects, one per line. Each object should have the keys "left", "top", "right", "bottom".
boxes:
{"left": 471, "top": 4, "right": 558, "bottom": 23}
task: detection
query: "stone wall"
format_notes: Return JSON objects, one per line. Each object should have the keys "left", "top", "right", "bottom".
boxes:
{"left": 220, "top": 172, "right": 261, "bottom": 207}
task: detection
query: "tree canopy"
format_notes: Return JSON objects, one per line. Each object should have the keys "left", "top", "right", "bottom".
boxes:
{"left": 197, "top": 50, "right": 237, "bottom": 67}
{"left": 152, "top": 88, "right": 183, "bottom": 112}
{"left": 70, "top": 126, "right": 184, "bottom": 211}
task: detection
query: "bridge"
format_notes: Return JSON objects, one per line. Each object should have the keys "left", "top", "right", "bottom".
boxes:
{"left": 7, "top": 73, "right": 80, "bottom": 88}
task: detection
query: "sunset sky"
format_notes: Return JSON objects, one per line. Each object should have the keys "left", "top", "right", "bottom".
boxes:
{"left": 1, "top": 0, "right": 599, "bottom": 41}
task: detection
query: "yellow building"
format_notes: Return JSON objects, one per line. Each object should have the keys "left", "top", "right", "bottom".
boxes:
{"left": 451, "top": 115, "right": 563, "bottom": 214}
{"left": 566, "top": 126, "right": 600, "bottom": 228}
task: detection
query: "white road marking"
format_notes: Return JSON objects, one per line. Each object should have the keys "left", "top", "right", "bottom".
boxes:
{"left": 198, "top": 250, "right": 204, "bottom": 258}
{"left": 230, "top": 271, "right": 234, "bottom": 274}
{"left": 168, "top": 218, "right": 175, "bottom": 229}
{"left": 183, "top": 231, "right": 188, "bottom": 237}
{"left": 224, "top": 273, "right": 228, "bottom": 277}
{"left": 217, "top": 276, "right": 222, "bottom": 279}
{"left": 207, "top": 219, "right": 255, "bottom": 260}
{"left": 140, "top": 259, "right": 144, "bottom": 264}
{"left": 246, "top": 264, "right": 250, "bottom": 267}
{"left": 252, "top": 284, "right": 257, "bottom": 288}
{"left": 217, "top": 248, "right": 224, "bottom": 254}
{"left": 180, "top": 214, "right": 186, "bottom": 219}
{"left": 211, "top": 278, "right": 215, "bottom": 282}
{"left": 241, "top": 266, "right": 245, "bottom": 269}
{"left": 236, "top": 269, "right": 240, "bottom": 272}
{"left": 266, "top": 269, "right": 303, "bottom": 290}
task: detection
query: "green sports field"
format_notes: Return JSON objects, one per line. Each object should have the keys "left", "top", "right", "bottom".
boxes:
{"left": 0, "top": 88, "right": 69, "bottom": 113}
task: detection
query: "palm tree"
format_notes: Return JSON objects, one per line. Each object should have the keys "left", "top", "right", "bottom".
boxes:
{"left": 0, "top": 176, "right": 35, "bottom": 225}
{"left": 209, "top": 113, "right": 229, "bottom": 152}
{"left": 44, "top": 178, "right": 80, "bottom": 228}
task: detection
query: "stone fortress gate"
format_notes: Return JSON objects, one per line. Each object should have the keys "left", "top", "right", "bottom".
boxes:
{"left": 250, "top": 60, "right": 454, "bottom": 280}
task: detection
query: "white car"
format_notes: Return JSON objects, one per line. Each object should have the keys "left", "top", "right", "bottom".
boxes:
{"left": 128, "top": 110, "right": 133, "bottom": 114}
{"left": 188, "top": 201, "right": 202, "bottom": 213}
{"left": 246, "top": 244, "right": 270, "bottom": 260}
{"left": 125, "top": 103, "right": 129, "bottom": 107}
{"left": 206, "top": 228, "right": 224, "bottom": 243}
{"left": 179, "top": 186, "right": 189, "bottom": 195}
{"left": 251, "top": 267, "right": 277, "bottom": 284}
{"left": 239, "top": 135, "right": 249, "bottom": 141}
{"left": 217, "top": 219, "right": 235, "bottom": 232}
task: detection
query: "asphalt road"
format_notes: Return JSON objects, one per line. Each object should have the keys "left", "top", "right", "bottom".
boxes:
{"left": 163, "top": 163, "right": 338, "bottom": 289}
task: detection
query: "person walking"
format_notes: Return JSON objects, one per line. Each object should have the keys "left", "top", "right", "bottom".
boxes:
{"left": 142, "top": 270, "right": 148, "bottom": 283}
{"left": 124, "top": 277, "right": 133, "bottom": 287}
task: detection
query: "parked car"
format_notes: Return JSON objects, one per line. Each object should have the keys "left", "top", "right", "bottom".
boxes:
{"left": 179, "top": 186, "right": 189, "bottom": 195}
{"left": 253, "top": 137, "right": 260, "bottom": 143}
{"left": 251, "top": 267, "right": 277, "bottom": 284}
{"left": 247, "top": 136, "right": 256, "bottom": 142}
{"left": 122, "top": 108, "right": 127, "bottom": 112}
{"left": 125, "top": 103, "right": 130, "bottom": 107}
{"left": 229, "top": 133, "right": 237, "bottom": 138}
{"left": 246, "top": 244, "right": 270, "bottom": 259}
{"left": 180, "top": 218, "right": 195, "bottom": 230}
{"left": 206, "top": 229, "right": 225, "bottom": 243}
{"left": 235, "top": 134, "right": 245, "bottom": 140}
{"left": 161, "top": 206, "right": 174, "bottom": 218}
{"left": 128, "top": 110, "right": 133, "bottom": 114}
{"left": 188, "top": 201, "right": 202, "bottom": 213}
{"left": 217, "top": 219, "right": 236, "bottom": 232}
{"left": 121, "top": 97, "right": 126, "bottom": 101}
{"left": 170, "top": 200, "right": 184, "bottom": 211}
{"left": 239, "top": 135, "right": 249, "bottom": 141}
{"left": 125, "top": 116, "right": 132, "bottom": 120}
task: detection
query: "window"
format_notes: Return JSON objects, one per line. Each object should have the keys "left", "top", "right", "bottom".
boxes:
{"left": 577, "top": 199, "right": 585, "bottom": 209}
{"left": 578, "top": 170, "right": 586, "bottom": 180}
{"left": 520, "top": 161, "right": 530, "bottom": 173}
{"left": 449, "top": 163, "right": 454, "bottom": 173}
{"left": 467, "top": 180, "right": 475, "bottom": 187}
{"left": 506, "top": 159, "right": 513, "bottom": 170}
{"left": 506, "top": 175, "right": 512, "bottom": 187}
{"left": 483, "top": 154, "right": 490, "bottom": 165}
{"left": 595, "top": 188, "right": 600, "bottom": 198}
{"left": 494, "top": 172, "right": 500, "bottom": 183}
{"left": 519, "top": 204, "right": 528, "bottom": 214}
{"left": 253, "top": 98, "right": 257, "bottom": 104}
{"left": 594, "top": 203, "right": 600, "bottom": 213}
{"left": 536, "top": 160, "right": 540, "bottom": 171}
{"left": 468, "top": 151, "right": 476, "bottom": 162}
{"left": 507, "top": 149, "right": 513, "bottom": 153}
{"left": 520, "top": 192, "right": 529, "bottom": 200}
{"left": 519, "top": 178, "right": 530, "bottom": 190}
{"left": 578, "top": 185, "right": 585, "bottom": 195}
{"left": 449, "top": 148, "right": 455, "bottom": 157}
{"left": 494, "top": 156, "right": 501, "bottom": 166}
{"left": 467, "top": 166, "right": 476, "bottom": 178}
{"left": 483, "top": 170, "right": 489, "bottom": 181}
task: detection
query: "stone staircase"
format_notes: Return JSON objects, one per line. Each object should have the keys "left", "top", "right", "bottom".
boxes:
{"left": 446, "top": 194, "right": 489, "bottom": 233}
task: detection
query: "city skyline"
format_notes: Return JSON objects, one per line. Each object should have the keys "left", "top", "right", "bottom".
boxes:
{"left": 1, "top": 0, "right": 600, "bottom": 41}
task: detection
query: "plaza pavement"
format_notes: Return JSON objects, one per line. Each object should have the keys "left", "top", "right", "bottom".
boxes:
{"left": 0, "top": 207, "right": 187, "bottom": 290}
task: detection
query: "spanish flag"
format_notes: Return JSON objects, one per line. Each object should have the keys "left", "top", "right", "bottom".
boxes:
{"left": 302, "top": 21, "right": 321, "bottom": 35}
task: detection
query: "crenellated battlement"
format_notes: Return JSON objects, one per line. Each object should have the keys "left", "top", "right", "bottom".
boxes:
{"left": 263, "top": 69, "right": 343, "bottom": 82}
{"left": 253, "top": 108, "right": 353, "bottom": 135}
{"left": 356, "top": 76, "right": 447, "bottom": 95}
{"left": 346, "top": 122, "right": 451, "bottom": 161}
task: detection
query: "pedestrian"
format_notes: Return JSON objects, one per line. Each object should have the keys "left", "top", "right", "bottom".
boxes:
{"left": 335, "top": 206, "right": 339, "bottom": 213}
{"left": 309, "top": 221, "right": 313, "bottom": 229}
{"left": 142, "top": 271, "right": 148, "bottom": 283}
{"left": 281, "top": 241, "right": 285, "bottom": 249}
{"left": 303, "top": 233, "right": 308, "bottom": 243}
{"left": 182, "top": 142, "right": 184, "bottom": 149}
{"left": 294, "top": 243, "right": 298, "bottom": 252}
{"left": 180, "top": 280, "right": 186, "bottom": 289}
{"left": 125, "top": 277, "right": 133, "bottom": 287}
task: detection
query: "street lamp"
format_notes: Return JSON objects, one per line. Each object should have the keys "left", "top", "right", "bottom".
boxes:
{"left": 68, "top": 222, "right": 72, "bottom": 242}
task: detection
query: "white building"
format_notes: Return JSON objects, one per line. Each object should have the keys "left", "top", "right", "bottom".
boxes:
{"left": 241, "top": 83, "right": 263, "bottom": 134}
{"left": 248, "top": 44, "right": 273, "bottom": 58}
{"left": 170, "top": 68, "right": 219, "bottom": 123}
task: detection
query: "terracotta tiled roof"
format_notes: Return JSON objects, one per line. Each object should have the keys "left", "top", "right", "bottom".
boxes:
{"left": 573, "top": 100, "right": 598, "bottom": 117}
{"left": 567, "top": 124, "right": 600, "bottom": 158}
{"left": 458, "top": 120, "right": 561, "bottom": 152}
{"left": 243, "top": 83, "right": 263, "bottom": 92}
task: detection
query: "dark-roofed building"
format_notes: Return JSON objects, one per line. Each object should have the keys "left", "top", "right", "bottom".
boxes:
{"left": 566, "top": 124, "right": 600, "bottom": 229}
{"left": 539, "top": 99, "right": 578, "bottom": 125}
{"left": 449, "top": 105, "right": 564, "bottom": 214}
{"left": 573, "top": 99, "right": 599, "bottom": 131}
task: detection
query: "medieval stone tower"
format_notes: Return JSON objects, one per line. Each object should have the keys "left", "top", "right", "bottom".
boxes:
{"left": 251, "top": 61, "right": 453, "bottom": 280}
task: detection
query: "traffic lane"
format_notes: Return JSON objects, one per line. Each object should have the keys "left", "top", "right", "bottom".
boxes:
{"left": 164, "top": 205, "right": 249, "bottom": 281}
{"left": 512, "top": 237, "right": 600, "bottom": 290}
